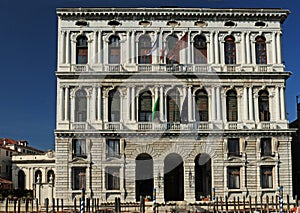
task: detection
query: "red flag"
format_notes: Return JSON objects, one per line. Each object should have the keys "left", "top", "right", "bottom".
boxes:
{"left": 167, "top": 32, "right": 188, "bottom": 61}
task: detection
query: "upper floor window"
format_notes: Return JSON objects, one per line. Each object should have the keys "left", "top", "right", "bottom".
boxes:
{"left": 258, "top": 90, "right": 270, "bottom": 121}
{"left": 108, "top": 89, "right": 120, "bottom": 122}
{"left": 106, "top": 139, "right": 120, "bottom": 158}
{"left": 167, "top": 89, "right": 180, "bottom": 122}
{"left": 105, "top": 167, "right": 120, "bottom": 190}
{"left": 166, "top": 34, "right": 179, "bottom": 64}
{"left": 138, "top": 90, "right": 152, "bottom": 122}
{"left": 76, "top": 35, "right": 88, "bottom": 64}
{"left": 228, "top": 167, "right": 240, "bottom": 189}
{"left": 72, "top": 139, "right": 86, "bottom": 158}
{"left": 261, "top": 138, "right": 272, "bottom": 157}
{"left": 228, "top": 138, "right": 240, "bottom": 157}
{"left": 195, "top": 89, "right": 208, "bottom": 121}
{"left": 255, "top": 36, "right": 267, "bottom": 64}
{"left": 194, "top": 35, "right": 207, "bottom": 64}
{"left": 261, "top": 166, "right": 273, "bottom": 188}
{"left": 109, "top": 36, "right": 120, "bottom": 64}
{"left": 75, "top": 90, "right": 87, "bottom": 122}
{"left": 226, "top": 90, "right": 238, "bottom": 122}
{"left": 72, "top": 167, "right": 86, "bottom": 190}
{"left": 224, "top": 36, "right": 236, "bottom": 64}
{"left": 138, "top": 35, "right": 152, "bottom": 64}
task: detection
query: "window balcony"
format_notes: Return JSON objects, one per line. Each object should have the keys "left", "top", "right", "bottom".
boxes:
{"left": 71, "top": 122, "right": 90, "bottom": 130}
{"left": 105, "top": 122, "right": 123, "bottom": 130}
{"left": 71, "top": 64, "right": 90, "bottom": 72}
{"left": 257, "top": 121, "right": 272, "bottom": 129}
{"left": 224, "top": 64, "right": 241, "bottom": 72}
{"left": 195, "top": 122, "right": 210, "bottom": 130}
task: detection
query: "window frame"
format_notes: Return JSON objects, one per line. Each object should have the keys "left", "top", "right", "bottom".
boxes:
{"left": 228, "top": 167, "right": 241, "bottom": 189}
{"left": 255, "top": 36, "right": 267, "bottom": 64}
{"left": 138, "top": 90, "right": 152, "bottom": 122}
{"left": 72, "top": 167, "right": 86, "bottom": 190}
{"left": 228, "top": 138, "right": 240, "bottom": 157}
{"left": 224, "top": 36, "right": 236, "bottom": 64}
{"left": 106, "top": 139, "right": 120, "bottom": 158}
{"left": 194, "top": 35, "right": 207, "bottom": 64}
{"left": 76, "top": 35, "right": 88, "bottom": 64}
{"left": 138, "top": 35, "right": 152, "bottom": 64}
{"left": 105, "top": 167, "right": 120, "bottom": 190}
{"left": 108, "top": 89, "right": 121, "bottom": 122}
{"left": 261, "top": 138, "right": 272, "bottom": 157}
{"left": 195, "top": 89, "right": 208, "bottom": 121}
{"left": 72, "top": 139, "right": 86, "bottom": 158}
{"left": 258, "top": 90, "right": 270, "bottom": 121}
{"left": 261, "top": 166, "right": 273, "bottom": 189}
{"left": 226, "top": 90, "right": 238, "bottom": 122}
{"left": 75, "top": 89, "right": 87, "bottom": 122}
{"left": 108, "top": 36, "right": 121, "bottom": 64}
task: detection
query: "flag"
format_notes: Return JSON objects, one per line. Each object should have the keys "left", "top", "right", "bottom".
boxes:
{"left": 146, "top": 35, "right": 159, "bottom": 56}
{"left": 167, "top": 32, "right": 189, "bottom": 61}
{"left": 152, "top": 96, "right": 159, "bottom": 121}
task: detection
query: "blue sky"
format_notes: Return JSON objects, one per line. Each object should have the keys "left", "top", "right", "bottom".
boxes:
{"left": 0, "top": 0, "right": 299, "bottom": 151}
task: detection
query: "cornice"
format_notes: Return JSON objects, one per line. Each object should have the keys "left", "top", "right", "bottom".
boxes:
{"left": 56, "top": 8, "right": 290, "bottom": 23}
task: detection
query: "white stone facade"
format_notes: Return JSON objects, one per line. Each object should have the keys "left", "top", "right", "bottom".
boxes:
{"left": 55, "top": 7, "right": 294, "bottom": 204}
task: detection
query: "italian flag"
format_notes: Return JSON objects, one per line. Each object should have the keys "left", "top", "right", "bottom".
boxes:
{"left": 152, "top": 97, "right": 159, "bottom": 121}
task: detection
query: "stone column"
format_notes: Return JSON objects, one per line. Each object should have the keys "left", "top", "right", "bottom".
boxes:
{"left": 211, "top": 87, "right": 216, "bottom": 121}
{"left": 276, "top": 32, "right": 282, "bottom": 64}
{"left": 243, "top": 87, "right": 248, "bottom": 121}
{"left": 98, "top": 31, "right": 103, "bottom": 64}
{"left": 71, "top": 36, "right": 76, "bottom": 65}
{"left": 237, "top": 93, "right": 242, "bottom": 122}
{"left": 127, "top": 87, "right": 131, "bottom": 122}
{"left": 59, "top": 87, "right": 64, "bottom": 121}
{"left": 254, "top": 94, "right": 259, "bottom": 123}
{"left": 91, "top": 87, "right": 97, "bottom": 122}
{"left": 131, "top": 87, "right": 136, "bottom": 121}
{"left": 154, "top": 86, "right": 159, "bottom": 109}
{"left": 64, "top": 87, "right": 69, "bottom": 121}
{"left": 272, "top": 32, "right": 277, "bottom": 64}
{"left": 275, "top": 86, "right": 281, "bottom": 121}
{"left": 103, "top": 93, "right": 108, "bottom": 122}
{"left": 246, "top": 32, "right": 251, "bottom": 64}
{"left": 70, "top": 92, "right": 75, "bottom": 122}
{"left": 251, "top": 39, "right": 256, "bottom": 65}
{"left": 120, "top": 94, "right": 123, "bottom": 122}
{"left": 60, "top": 31, "right": 66, "bottom": 64}
{"left": 249, "top": 87, "right": 254, "bottom": 121}
{"left": 188, "top": 86, "right": 192, "bottom": 122}
{"left": 131, "top": 31, "right": 136, "bottom": 64}
{"left": 160, "top": 87, "right": 164, "bottom": 121}
{"left": 241, "top": 32, "right": 246, "bottom": 65}
{"left": 280, "top": 86, "right": 286, "bottom": 120}
{"left": 214, "top": 31, "right": 220, "bottom": 64}
{"left": 87, "top": 91, "right": 91, "bottom": 122}
{"left": 210, "top": 31, "right": 215, "bottom": 64}
{"left": 187, "top": 32, "right": 191, "bottom": 64}
{"left": 268, "top": 89, "right": 273, "bottom": 121}
{"left": 93, "top": 31, "right": 98, "bottom": 64}
{"left": 97, "top": 87, "right": 102, "bottom": 121}
{"left": 216, "top": 86, "right": 221, "bottom": 120}
{"left": 66, "top": 31, "right": 70, "bottom": 64}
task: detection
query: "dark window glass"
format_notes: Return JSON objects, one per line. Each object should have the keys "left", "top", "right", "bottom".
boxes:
{"left": 261, "top": 138, "right": 272, "bottom": 156}
{"left": 138, "top": 91, "right": 152, "bottom": 121}
{"left": 224, "top": 36, "right": 236, "bottom": 64}
{"left": 167, "top": 89, "right": 180, "bottom": 122}
{"left": 105, "top": 167, "right": 120, "bottom": 190}
{"left": 228, "top": 138, "right": 240, "bottom": 156}
{"left": 76, "top": 36, "right": 88, "bottom": 64}
{"left": 226, "top": 90, "right": 238, "bottom": 121}
{"left": 194, "top": 35, "right": 207, "bottom": 64}
{"left": 72, "top": 139, "right": 86, "bottom": 158}
{"left": 106, "top": 139, "right": 120, "bottom": 158}
{"left": 108, "top": 89, "right": 120, "bottom": 122}
{"left": 72, "top": 167, "right": 86, "bottom": 190}
{"left": 258, "top": 90, "right": 270, "bottom": 121}
{"left": 255, "top": 36, "right": 267, "bottom": 64}
{"left": 228, "top": 167, "right": 240, "bottom": 189}
{"left": 75, "top": 90, "right": 87, "bottom": 122}
{"left": 195, "top": 89, "right": 208, "bottom": 121}
{"left": 109, "top": 36, "right": 120, "bottom": 64}
{"left": 138, "top": 35, "right": 152, "bottom": 64}
{"left": 261, "top": 166, "right": 273, "bottom": 188}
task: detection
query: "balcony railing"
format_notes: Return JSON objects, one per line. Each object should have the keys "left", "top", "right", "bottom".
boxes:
{"left": 105, "top": 122, "right": 122, "bottom": 130}
{"left": 71, "top": 64, "right": 89, "bottom": 72}
{"left": 71, "top": 122, "right": 90, "bottom": 130}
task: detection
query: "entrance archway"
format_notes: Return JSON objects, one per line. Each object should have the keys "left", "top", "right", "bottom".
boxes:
{"left": 164, "top": 153, "right": 184, "bottom": 201}
{"left": 195, "top": 153, "right": 212, "bottom": 201}
{"left": 135, "top": 153, "right": 153, "bottom": 201}
{"left": 18, "top": 170, "right": 25, "bottom": 190}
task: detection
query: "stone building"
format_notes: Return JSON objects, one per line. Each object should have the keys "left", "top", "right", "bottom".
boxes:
{"left": 55, "top": 7, "right": 294, "bottom": 204}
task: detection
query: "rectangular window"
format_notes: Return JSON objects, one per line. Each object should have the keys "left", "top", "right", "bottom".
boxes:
{"left": 72, "top": 167, "right": 86, "bottom": 190}
{"left": 106, "top": 139, "right": 120, "bottom": 158}
{"left": 72, "top": 139, "right": 86, "bottom": 158}
{"left": 261, "top": 138, "right": 272, "bottom": 156}
{"left": 105, "top": 167, "right": 120, "bottom": 190}
{"left": 261, "top": 166, "right": 273, "bottom": 188}
{"left": 228, "top": 138, "right": 240, "bottom": 156}
{"left": 228, "top": 167, "right": 240, "bottom": 189}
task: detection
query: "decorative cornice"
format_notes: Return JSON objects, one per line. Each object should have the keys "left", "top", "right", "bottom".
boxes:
{"left": 57, "top": 8, "right": 290, "bottom": 23}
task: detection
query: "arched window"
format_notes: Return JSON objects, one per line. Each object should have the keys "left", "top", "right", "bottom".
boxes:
{"left": 258, "top": 90, "right": 270, "bottom": 121}
{"left": 75, "top": 90, "right": 87, "bottom": 122}
{"left": 167, "top": 89, "right": 180, "bottom": 122}
{"left": 255, "top": 36, "right": 267, "bottom": 64}
{"left": 195, "top": 89, "right": 208, "bottom": 121}
{"left": 76, "top": 35, "right": 88, "bottom": 64}
{"left": 109, "top": 35, "right": 120, "bottom": 64}
{"left": 18, "top": 170, "right": 25, "bottom": 190}
{"left": 226, "top": 90, "right": 238, "bottom": 121}
{"left": 194, "top": 35, "right": 207, "bottom": 64}
{"left": 35, "top": 170, "right": 42, "bottom": 183}
{"left": 138, "top": 35, "right": 152, "bottom": 64}
{"left": 108, "top": 89, "right": 120, "bottom": 122}
{"left": 166, "top": 34, "right": 179, "bottom": 64}
{"left": 138, "top": 91, "right": 152, "bottom": 122}
{"left": 47, "top": 170, "right": 55, "bottom": 185}
{"left": 224, "top": 36, "right": 236, "bottom": 64}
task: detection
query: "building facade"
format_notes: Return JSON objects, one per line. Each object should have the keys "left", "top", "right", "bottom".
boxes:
{"left": 55, "top": 7, "right": 294, "bottom": 204}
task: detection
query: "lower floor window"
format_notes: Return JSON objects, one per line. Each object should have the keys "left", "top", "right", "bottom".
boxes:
{"left": 72, "top": 167, "right": 86, "bottom": 190}
{"left": 261, "top": 166, "right": 273, "bottom": 188}
{"left": 105, "top": 167, "right": 120, "bottom": 190}
{"left": 228, "top": 167, "right": 240, "bottom": 189}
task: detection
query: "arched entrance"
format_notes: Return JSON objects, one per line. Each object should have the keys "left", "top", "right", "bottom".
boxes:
{"left": 195, "top": 153, "right": 212, "bottom": 201}
{"left": 135, "top": 153, "right": 153, "bottom": 201}
{"left": 18, "top": 170, "right": 25, "bottom": 190}
{"left": 164, "top": 153, "right": 184, "bottom": 201}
